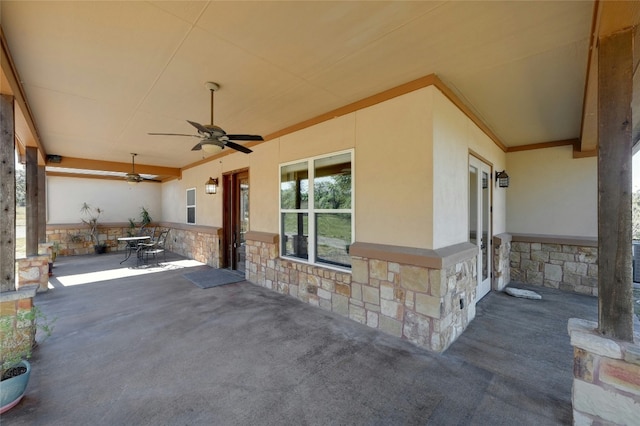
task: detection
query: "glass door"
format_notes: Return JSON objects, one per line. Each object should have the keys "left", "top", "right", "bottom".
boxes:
{"left": 223, "top": 170, "right": 249, "bottom": 273}
{"left": 469, "top": 156, "right": 492, "bottom": 301}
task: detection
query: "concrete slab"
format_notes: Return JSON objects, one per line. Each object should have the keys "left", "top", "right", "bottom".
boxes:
{"left": 2, "top": 252, "right": 597, "bottom": 425}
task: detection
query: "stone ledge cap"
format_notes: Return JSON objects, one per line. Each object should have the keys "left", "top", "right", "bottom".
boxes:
{"left": 0, "top": 285, "right": 38, "bottom": 302}
{"left": 569, "top": 318, "right": 625, "bottom": 359}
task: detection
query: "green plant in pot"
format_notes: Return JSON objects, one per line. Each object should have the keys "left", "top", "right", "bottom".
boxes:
{"left": 80, "top": 202, "right": 107, "bottom": 254}
{"left": 0, "top": 306, "right": 54, "bottom": 413}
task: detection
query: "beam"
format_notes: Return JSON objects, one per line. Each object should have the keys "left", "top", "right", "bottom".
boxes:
{"left": 597, "top": 27, "right": 634, "bottom": 342}
{"left": 0, "top": 27, "right": 45, "bottom": 164}
{"left": 0, "top": 95, "right": 16, "bottom": 292}
{"left": 25, "top": 147, "right": 38, "bottom": 256}
{"left": 51, "top": 156, "right": 181, "bottom": 178}
{"left": 38, "top": 165, "right": 46, "bottom": 243}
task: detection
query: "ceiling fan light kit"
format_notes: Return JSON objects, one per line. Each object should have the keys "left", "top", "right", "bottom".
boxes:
{"left": 148, "top": 81, "right": 263, "bottom": 155}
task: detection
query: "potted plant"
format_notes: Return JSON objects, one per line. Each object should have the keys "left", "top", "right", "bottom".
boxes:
{"left": 0, "top": 306, "right": 53, "bottom": 414}
{"left": 127, "top": 207, "right": 153, "bottom": 237}
{"left": 80, "top": 202, "right": 107, "bottom": 254}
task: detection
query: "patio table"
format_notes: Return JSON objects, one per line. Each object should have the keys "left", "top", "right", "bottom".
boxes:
{"left": 117, "top": 236, "right": 151, "bottom": 264}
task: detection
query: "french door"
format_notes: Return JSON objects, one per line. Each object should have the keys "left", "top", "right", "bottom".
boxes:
{"left": 223, "top": 170, "right": 249, "bottom": 273}
{"left": 469, "top": 156, "right": 492, "bottom": 301}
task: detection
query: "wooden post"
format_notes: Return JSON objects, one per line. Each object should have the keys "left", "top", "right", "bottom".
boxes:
{"left": 38, "top": 165, "right": 46, "bottom": 243}
{"left": 25, "top": 146, "right": 38, "bottom": 256}
{"left": 597, "top": 28, "right": 634, "bottom": 342}
{"left": 0, "top": 95, "right": 16, "bottom": 292}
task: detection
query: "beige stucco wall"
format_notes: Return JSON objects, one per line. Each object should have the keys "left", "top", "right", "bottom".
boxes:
{"left": 47, "top": 175, "right": 161, "bottom": 224}
{"left": 48, "top": 86, "right": 512, "bottom": 253}
{"left": 506, "top": 145, "right": 597, "bottom": 238}
{"left": 432, "top": 88, "right": 507, "bottom": 249}
{"left": 158, "top": 85, "right": 510, "bottom": 251}
{"left": 354, "top": 88, "right": 434, "bottom": 248}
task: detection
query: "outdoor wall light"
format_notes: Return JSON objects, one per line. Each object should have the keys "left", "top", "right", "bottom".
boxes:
{"left": 495, "top": 170, "right": 510, "bottom": 188}
{"left": 205, "top": 177, "right": 218, "bottom": 194}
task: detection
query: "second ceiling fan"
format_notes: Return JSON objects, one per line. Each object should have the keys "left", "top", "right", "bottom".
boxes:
{"left": 148, "top": 82, "right": 263, "bottom": 154}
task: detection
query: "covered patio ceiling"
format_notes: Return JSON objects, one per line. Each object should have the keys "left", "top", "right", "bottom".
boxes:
{"left": 0, "top": 1, "right": 639, "bottom": 181}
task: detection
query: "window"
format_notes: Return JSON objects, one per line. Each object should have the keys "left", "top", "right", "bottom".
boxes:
{"left": 280, "top": 150, "right": 353, "bottom": 269}
{"left": 186, "top": 188, "right": 196, "bottom": 224}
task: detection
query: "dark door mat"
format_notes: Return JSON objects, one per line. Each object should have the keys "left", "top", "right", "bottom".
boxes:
{"left": 183, "top": 268, "right": 246, "bottom": 289}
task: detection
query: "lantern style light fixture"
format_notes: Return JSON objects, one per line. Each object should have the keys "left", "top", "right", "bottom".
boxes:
{"left": 205, "top": 177, "right": 218, "bottom": 194}
{"left": 495, "top": 170, "right": 510, "bottom": 188}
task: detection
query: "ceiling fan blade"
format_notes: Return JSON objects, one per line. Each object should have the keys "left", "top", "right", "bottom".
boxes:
{"left": 191, "top": 142, "right": 203, "bottom": 151}
{"left": 226, "top": 134, "right": 264, "bottom": 141}
{"left": 187, "top": 120, "right": 211, "bottom": 134}
{"left": 148, "top": 132, "right": 200, "bottom": 138}
{"left": 224, "top": 141, "right": 253, "bottom": 154}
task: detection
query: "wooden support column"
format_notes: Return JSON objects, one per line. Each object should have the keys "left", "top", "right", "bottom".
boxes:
{"left": 0, "top": 95, "right": 16, "bottom": 292}
{"left": 25, "top": 146, "right": 38, "bottom": 256}
{"left": 37, "top": 165, "right": 46, "bottom": 243}
{"left": 597, "top": 27, "right": 634, "bottom": 342}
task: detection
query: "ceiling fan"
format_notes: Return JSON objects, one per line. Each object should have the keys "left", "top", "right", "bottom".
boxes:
{"left": 148, "top": 82, "right": 263, "bottom": 154}
{"left": 125, "top": 153, "right": 156, "bottom": 185}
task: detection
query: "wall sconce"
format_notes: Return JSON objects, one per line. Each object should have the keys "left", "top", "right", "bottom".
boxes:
{"left": 205, "top": 177, "right": 218, "bottom": 194}
{"left": 495, "top": 170, "right": 510, "bottom": 188}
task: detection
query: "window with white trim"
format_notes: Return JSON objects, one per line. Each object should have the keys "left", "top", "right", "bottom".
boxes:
{"left": 280, "top": 150, "right": 353, "bottom": 269}
{"left": 186, "top": 188, "right": 196, "bottom": 224}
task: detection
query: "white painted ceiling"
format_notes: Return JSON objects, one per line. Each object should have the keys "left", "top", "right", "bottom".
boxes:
{"left": 1, "top": 1, "right": 594, "bottom": 170}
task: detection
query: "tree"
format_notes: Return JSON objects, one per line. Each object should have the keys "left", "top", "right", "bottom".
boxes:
{"left": 633, "top": 189, "right": 640, "bottom": 240}
{"left": 15, "top": 167, "right": 25, "bottom": 207}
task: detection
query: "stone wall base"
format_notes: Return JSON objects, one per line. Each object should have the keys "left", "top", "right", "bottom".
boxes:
{"left": 569, "top": 318, "right": 640, "bottom": 425}
{"left": 246, "top": 232, "right": 478, "bottom": 353}
{"left": 0, "top": 286, "right": 38, "bottom": 365}
{"left": 510, "top": 235, "right": 598, "bottom": 296}
{"left": 46, "top": 222, "right": 222, "bottom": 268}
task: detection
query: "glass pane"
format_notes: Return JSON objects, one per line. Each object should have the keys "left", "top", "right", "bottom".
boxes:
{"left": 314, "top": 153, "right": 351, "bottom": 209}
{"left": 282, "top": 212, "right": 308, "bottom": 260}
{"left": 281, "top": 162, "right": 309, "bottom": 209}
{"left": 186, "top": 188, "right": 195, "bottom": 206}
{"left": 316, "top": 213, "right": 351, "bottom": 267}
{"left": 469, "top": 166, "right": 478, "bottom": 245}
{"left": 187, "top": 206, "right": 195, "bottom": 224}
{"left": 482, "top": 171, "right": 490, "bottom": 281}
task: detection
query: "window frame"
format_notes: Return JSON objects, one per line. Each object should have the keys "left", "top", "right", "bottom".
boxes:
{"left": 186, "top": 187, "right": 196, "bottom": 225}
{"left": 279, "top": 149, "right": 354, "bottom": 271}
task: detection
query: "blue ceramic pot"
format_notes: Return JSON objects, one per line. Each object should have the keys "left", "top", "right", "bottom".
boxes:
{"left": 0, "top": 360, "right": 31, "bottom": 414}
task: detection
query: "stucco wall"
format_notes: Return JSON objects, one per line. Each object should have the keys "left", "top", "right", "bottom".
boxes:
{"left": 506, "top": 145, "right": 597, "bottom": 238}
{"left": 432, "top": 89, "right": 507, "bottom": 249}
{"left": 47, "top": 176, "right": 161, "bottom": 224}
{"left": 354, "top": 88, "right": 433, "bottom": 249}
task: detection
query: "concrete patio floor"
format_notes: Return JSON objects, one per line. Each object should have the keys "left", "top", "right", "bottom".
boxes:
{"left": 3, "top": 252, "right": 598, "bottom": 425}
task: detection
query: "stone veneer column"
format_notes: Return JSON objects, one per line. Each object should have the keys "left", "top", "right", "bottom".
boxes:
{"left": 246, "top": 232, "right": 478, "bottom": 353}
{"left": 17, "top": 255, "right": 49, "bottom": 292}
{"left": 569, "top": 319, "right": 640, "bottom": 424}
{"left": 0, "top": 285, "right": 38, "bottom": 360}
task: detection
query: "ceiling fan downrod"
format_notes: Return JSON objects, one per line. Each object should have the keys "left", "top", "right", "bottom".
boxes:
{"left": 205, "top": 82, "right": 220, "bottom": 126}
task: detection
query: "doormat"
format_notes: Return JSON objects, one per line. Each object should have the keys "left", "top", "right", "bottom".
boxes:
{"left": 183, "top": 268, "right": 245, "bottom": 289}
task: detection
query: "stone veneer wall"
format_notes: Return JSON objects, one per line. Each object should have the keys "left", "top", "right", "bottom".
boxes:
{"left": 493, "top": 233, "right": 511, "bottom": 292}
{"left": 509, "top": 235, "right": 598, "bottom": 296}
{"left": 0, "top": 286, "right": 38, "bottom": 363}
{"left": 158, "top": 222, "right": 222, "bottom": 268}
{"left": 46, "top": 222, "right": 222, "bottom": 267}
{"left": 246, "top": 231, "right": 478, "bottom": 352}
{"left": 569, "top": 318, "right": 640, "bottom": 425}
{"left": 46, "top": 223, "right": 137, "bottom": 256}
